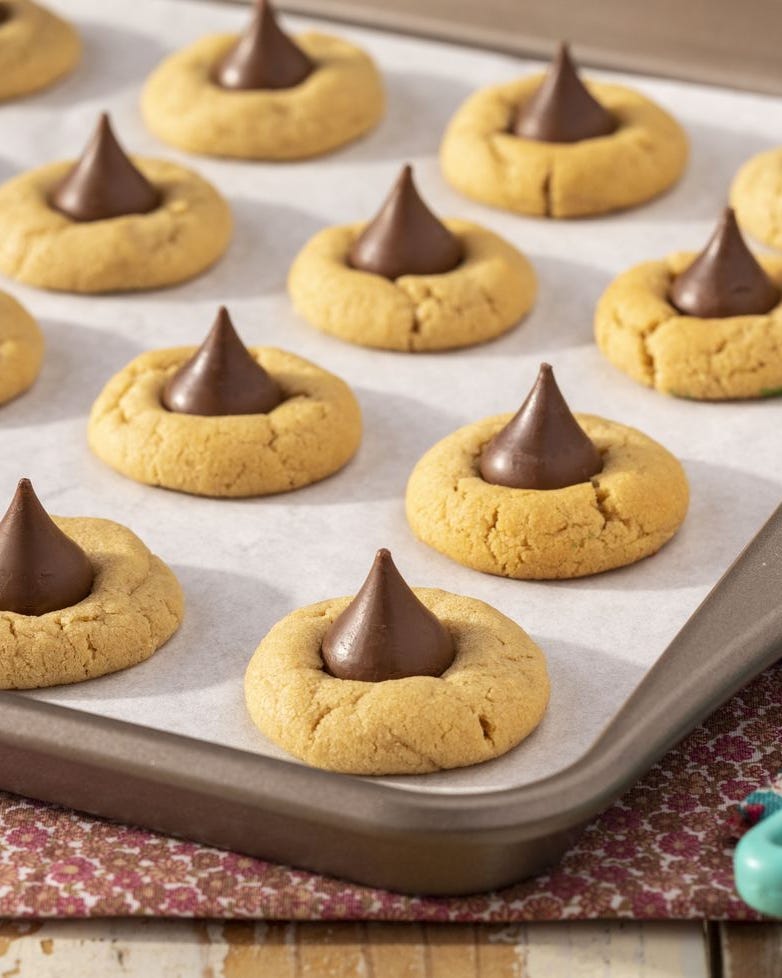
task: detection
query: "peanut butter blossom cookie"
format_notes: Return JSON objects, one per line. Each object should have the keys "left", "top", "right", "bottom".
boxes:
{"left": 595, "top": 209, "right": 782, "bottom": 399}
{"left": 0, "top": 291, "right": 43, "bottom": 406}
{"left": 406, "top": 364, "right": 689, "bottom": 579}
{"left": 0, "top": 479, "right": 183, "bottom": 689}
{"left": 289, "top": 164, "right": 537, "bottom": 351}
{"left": 440, "top": 43, "right": 687, "bottom": 218}
{"left": 0, "top": 113, "right": 231, "bottom": 293}
{"left": 731, "top": 148, "right": 782, "bottom": 251}
{"left": 142, "top": 0, "right": 384, "bottom": 160}
{"left": 0, "top": 0, "right": 80, "bottom": 101}
{"left": 245, "top": 549, "right": 550, "bottom": 775}
{"left": 88, "top": 307, "right": 362, "bottom": 498}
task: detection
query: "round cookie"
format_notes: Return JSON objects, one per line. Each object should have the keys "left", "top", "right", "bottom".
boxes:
{"left": 0, "top": 291, "right": 43, "bottom": 405}
{"left": 142, "top": 33, "right": 384, "bottom": 160}
{"left": 0, "top": 1, "right": 80, "bottom": 102}
{"left": 595, "top": 254, "right": 782, "bottom": 399}
{"left": 0, "top": 516, "right": 183, "bottom": 689}
{"left": 440, "top": 77, "right": 687, "bottom": 218}
{"left": 731, "top": 149, "right": 782, "bottom": 250}
{"left": 0, "top": 157, "right": 231, "bottom": 293}
{"left": 406, "top": 414, "right": 689, "bottom": 579}
{"left": 245, "top": 588, "right": 550, "bottom": 775}
{"left": 289, "top": 219, "right": 537, "bottom": 351}
{"left": 88, "top": 346, "right": 362, "bottom": 497}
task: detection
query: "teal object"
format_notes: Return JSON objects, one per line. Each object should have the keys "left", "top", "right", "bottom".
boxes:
{"left": 734, "top": 808, "right": 782, "bottom": 918}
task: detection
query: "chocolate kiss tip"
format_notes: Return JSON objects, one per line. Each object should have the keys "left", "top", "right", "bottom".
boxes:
{"left": 670, "top": 208, "right": 781, "bottom": 318}
{"left": 513, "top": 41, "right": 616, "bottom": 144}
{"left": 213, "top": 0, "right": 313, "bottom": 91}
{"left": 320, "top": 549, "right": 455, "bottom": 683}
{"left": 162, "top": 306, "right": 282, "bottom": 417}
{"left": 348, "top": 164, "right": 463, "bottom": 280}
{"left": 0, "top": 479, "right": 94, "bottom": 617}
{"left": 480, "top": 362, "right": 603, "bottom": 490}
{"left": 49, "top": 112, "right": 161, "bottom": 223}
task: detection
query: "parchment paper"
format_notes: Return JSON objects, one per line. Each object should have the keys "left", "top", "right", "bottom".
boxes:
{"left": 5, "top": 0, "right": 781, "bottom": 794}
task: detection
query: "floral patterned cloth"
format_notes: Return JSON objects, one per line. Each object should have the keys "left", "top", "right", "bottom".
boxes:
{"left": 0, "top": 663, "right": 778, "bottom": 921}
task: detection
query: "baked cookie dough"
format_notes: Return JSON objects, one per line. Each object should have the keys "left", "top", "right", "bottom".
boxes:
{"left": 595, "top": 254, "right": 782, "bottom": 399}
{"left": 0, "top": 517, "right": 183, "bottom": 689}
{"left": 731, "top": 149, "right": 782, "bottom": 250}
{"left": 0, "top": 158, "right": 232, "bottom": 293}
{"left": 440, "top": 77, "right": 687, "bottom": 218}
{"left": 0, "top": 0, "right": 80, "bottom": 102}
{"left": 406, "top": 414, "right": 689, "bottom": 579}
{"left": 88, "top": 346, "right": 362, "bottom": 497}
{"left": 0, "top": 291, "right": 43, "bottom": 405}
{"left": 245, "top": 589, "right": 550, "bottom": 775}
{"left": 288, "top": 219, "right": 537, "bottom": 351}
{"left": 142, "top": 33, "right": 384, "bottom": 160}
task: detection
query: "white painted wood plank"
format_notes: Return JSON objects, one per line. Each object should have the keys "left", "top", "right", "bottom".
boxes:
{"left": 487, "top": 922, "right": 708, "bottom": 978}
{"left": 0, "top": 920, "right": 709, "bottom": 978}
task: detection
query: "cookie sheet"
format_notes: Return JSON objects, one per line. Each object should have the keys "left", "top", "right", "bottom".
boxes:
{"left": 5, "top": 0, "right": 781, "bottom": 795}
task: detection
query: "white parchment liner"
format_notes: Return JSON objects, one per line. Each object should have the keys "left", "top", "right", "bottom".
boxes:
{"left": 3, "top": 0, "right": 780, "bottom": 794}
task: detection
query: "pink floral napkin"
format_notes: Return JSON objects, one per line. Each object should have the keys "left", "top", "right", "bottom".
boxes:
{"left": 0, "top": 663, "right": 778, "bottom": 920}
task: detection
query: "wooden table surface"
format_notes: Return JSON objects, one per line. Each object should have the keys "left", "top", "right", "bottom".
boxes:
{"left": 0, "top": 920, "right": 778, "bottom": 977}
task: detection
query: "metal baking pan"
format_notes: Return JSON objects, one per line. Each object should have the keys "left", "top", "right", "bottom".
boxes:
{"left": 275, "top": 0, "right": 782, "bottom": 95}
{"left": 0, "top": 504, "right": 780, "bottom": 896}
{"left": 0, "top": 0, "right": 781, "bottom": 897}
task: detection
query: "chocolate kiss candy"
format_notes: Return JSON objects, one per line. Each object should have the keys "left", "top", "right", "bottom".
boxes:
{"left": 0, "top": 479, "right": 94, "bottom": 616}
{"left": 213, "top": 0, "right": 313, "bottom": 91}
{"left": 321, "top": 549, "right": 455, "bottom": 683}
{"left": 49, "top": 113, "right": 161, "bottom": 223}
{"left": 513, "top": 42, "right": 616, "bottom": 143}
{"left": 480, "top": 363, "right": 603, "bottom": 490}
{"left": 162, "top": 307, "right": 282, "bottom": 417}
{"left": 348, "top": 165, "right": 463, "bottom": 280}
{"left": 670, "top": 208, "right": 781, "bottom": 318}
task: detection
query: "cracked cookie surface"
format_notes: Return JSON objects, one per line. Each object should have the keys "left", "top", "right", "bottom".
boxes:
{"left": 88, "top": 347, "right": 362, "bottom": 497}
{"left": 0, "top": 0, "right": 80, "bottom": 102}
{"left": 142, "top": 32, "right": 384, "bottom": 160}
{"left": 0, "top": 291, "right": 43, "bottom": 406}
{"left": 406, "top": 414, "right": 688, "bottom": 579}
{"left": 245, "top": 588, "right": 550, "bottom": 775}
{"left": 0, "top": 158, "right": 232, "bottom": 293}
{"left": 440, "top": 77, "right": 687, "bottom": 218}
{"left": 0, "top": 517, "right": 183, "bottom": 689}
{"left": 731, "top": 148, "right": 782, "bottom": 250}
{"left": 595, "top": 254, "right": 782, "bottom": 399}
{"left": 288, "top": 219, "right": 537, "bottom": 351}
